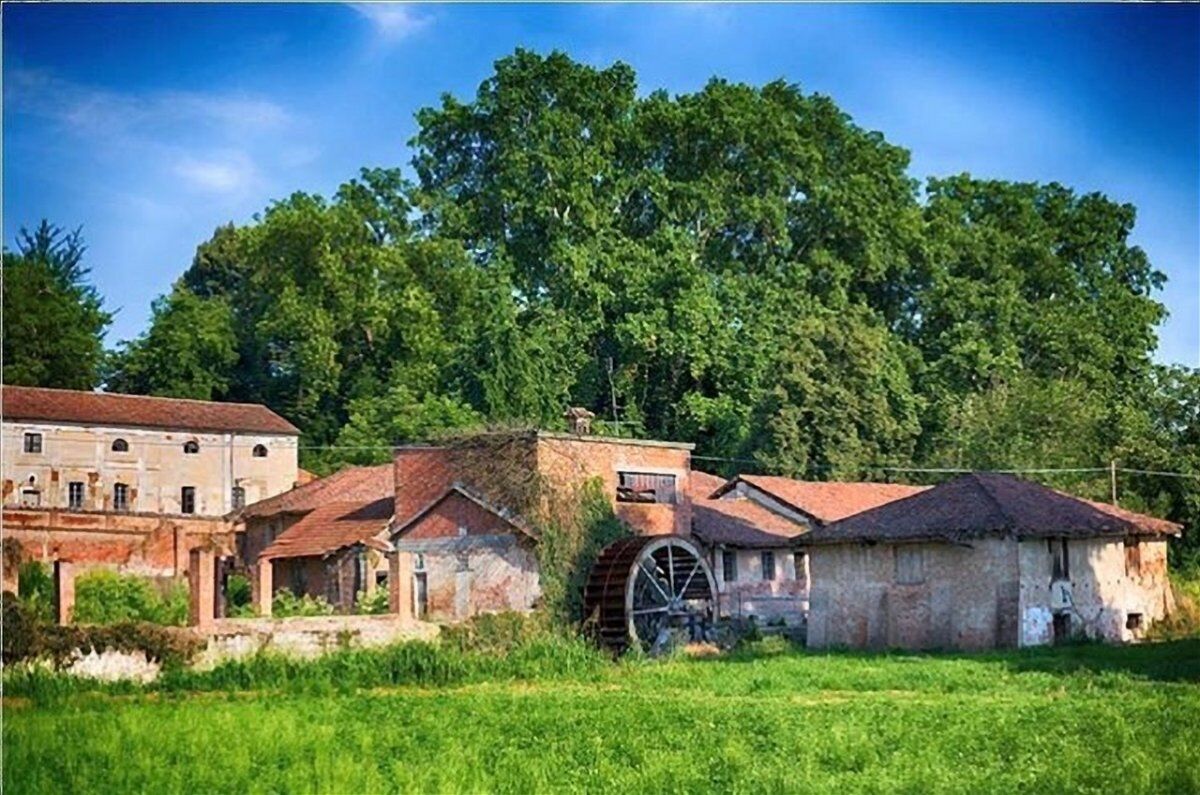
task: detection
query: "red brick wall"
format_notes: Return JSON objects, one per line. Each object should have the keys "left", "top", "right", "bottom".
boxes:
{"left": 401, "top": 492, "right": 515, "bottom": 540}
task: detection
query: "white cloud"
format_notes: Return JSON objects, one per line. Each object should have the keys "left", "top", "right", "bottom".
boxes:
{"left": 351, "top": 3, "right": 430, "bottom": 42}
{"left": 173, "top": 152, "right": 257, "bottom": 194}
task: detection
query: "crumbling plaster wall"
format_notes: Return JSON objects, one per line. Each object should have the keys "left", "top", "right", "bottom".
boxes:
{"left": 714, "top": 546, "right": 807, "bottom": 624}
{"left": 807, "top": 538, "right": 1020, "bottom": 651}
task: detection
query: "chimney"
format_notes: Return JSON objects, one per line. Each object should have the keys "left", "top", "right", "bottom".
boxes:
{"left": 563, "top": 406, "right": 595, "bottom": 435}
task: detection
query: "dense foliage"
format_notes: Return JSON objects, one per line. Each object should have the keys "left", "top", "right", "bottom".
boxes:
{"left": 71, "top": 570, "right": 189, "bottom": 627}
{"left": 15, "top": 49, "right": 1195, "bottom": 559}
{"left": 2, "top": 221, "right": 112, "bottom": 389}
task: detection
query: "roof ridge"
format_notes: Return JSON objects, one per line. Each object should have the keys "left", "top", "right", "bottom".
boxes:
{"left": 2, "top": 384, "right": 282, "bottom": 412}
{"left": 968, "top": 472, "right": 1017, "bottom": 530}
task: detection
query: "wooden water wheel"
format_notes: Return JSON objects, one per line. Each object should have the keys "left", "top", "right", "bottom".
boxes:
{"left": 583, "top": 535, "right": 717, "bottom": 654}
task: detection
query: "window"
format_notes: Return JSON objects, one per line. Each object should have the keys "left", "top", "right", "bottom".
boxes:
{"left": 20, "top": 488, "right": 41, "bottom": 508}
{"left": 113, "top": 483, "right": 130, "bottom": 512}
{"left": 183, "top": 440, "right": 200, "bottom": 454}
{"left": 1050, "top": 539, "right": 1070, "bottom": 581}
{"left": 23, "top": 433, "right": 42, "bottom": 454}
{"left": 1126, "top": 612, "right": 1144, "bottom": 631}
{"left": 761, "top": 551, "right": 776, "bottom": 581}
{"left": 616, "top": 472, "right": 676, "bottom": 504}
{"left": 181, "top": 486, "right": 196, "bottom": 514}
{"left": 1125, "top": 541, "right": 1142, "bottom": 577}
{"left": 374, "top": 571, "right": 388, "bottom": 588}
{"left": 111, "top": 438, "right": 129, "bottom": 453}
{"left": 895, "top": 547, "right": 925, "bottom": 585}
{"left": 722, "top": 550, "right": 738, "bottom": 583}
{"left": 252, "top": 444, "right": 268, "bottom": 458}
{"left": 68, "top": 481, "right": 84, "bottom": 510}
{"left": 231, "top": 486, "right": 245, "bottom": 511}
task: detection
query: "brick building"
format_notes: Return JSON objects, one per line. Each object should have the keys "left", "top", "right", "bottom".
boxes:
{"left": 2, "top": 385, "right": 299, "bottom": 576}
{"left": 800, "top": 473, "right": 1181, "bottom": 650}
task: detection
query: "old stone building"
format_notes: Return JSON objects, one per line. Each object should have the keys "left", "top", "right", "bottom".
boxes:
{"left": 801, "top": 473, "right": 1181, "bottom": 650}
{"left": 2, "top": 385, "right": 300, "bottom": 576}
{"left": 690, "top": 473, "right": 926, "bottom": 626}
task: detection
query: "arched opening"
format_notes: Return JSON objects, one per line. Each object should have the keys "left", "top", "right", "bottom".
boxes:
{"left": 111, "top": 438, "right": 129, "bottom": 452}
{"left": 252, "top": 444, "right": 268, "bottom": 458}
{"left": 183, "top": 440, "right": 200, "bottom": 454}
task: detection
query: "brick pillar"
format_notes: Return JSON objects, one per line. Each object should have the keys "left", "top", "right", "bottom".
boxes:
{"left": 2, "top": 547, "right": 20, "bottom": 595}
{"left": 252, "top": 559, "right": 273, "bottom": 617}
{"left": 389, "top": 550, "right": 414, "bottom": 620}
{"left": 188, "top": 548, "right": 216, "bottom": 628}
{"left": 53, "top": 560, "right": 75, "bottom": 626}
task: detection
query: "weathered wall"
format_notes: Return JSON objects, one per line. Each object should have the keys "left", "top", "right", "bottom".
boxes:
{"left": 1017, "top": 537, "right": 1174, "bottom": 645}
{"left": 535, "top": 434, "right": 693, "bottom": 536}
{"left": 3, "top": 420, "right": 298, "bottom": 517}
{"left": 2, "top": 507, "right": 230, "bottom": 576}
{"left": 239, "top": 514, "right": 303, "bottom": 569}
{"left": 714, "top": 547, "right": 807, "bottom": 624}
{"left": 807, "top": 538, "right": 1020, "bottom": 651}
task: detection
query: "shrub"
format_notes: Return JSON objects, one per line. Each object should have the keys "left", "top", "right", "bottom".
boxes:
{"left": 225, "top": 573, "right": 256, "bottom": 618}
{"left": 17, "top": 560, "right": 55, "bottom": 623}
{"left": 1149, "top": 569, "right": 1200, "bottom": 640}
{"left": 271, "top": 588, "right": 335, "bottom": 617}
{"left": 354, "top": 586, "right": 391, "bottom": 615}
{"left": 72, "top": 570, "right": 188, "bottom": 626}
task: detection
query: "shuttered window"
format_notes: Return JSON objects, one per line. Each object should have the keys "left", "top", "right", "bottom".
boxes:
{"left": 616, "top": 472, "right": 676, "bottom": 504}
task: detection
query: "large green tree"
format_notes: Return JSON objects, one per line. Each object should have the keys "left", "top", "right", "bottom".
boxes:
{"left": 2, "top": 221, "right": 111, "bottom": 389}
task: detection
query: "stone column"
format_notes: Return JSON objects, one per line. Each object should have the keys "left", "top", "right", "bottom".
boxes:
{"left": 188, "top": 548, "right": 216, "bottom": 628}
{"left": 252, "top": 559, "right": 273, "bottom": 617}
{"left": 53, "top": 560, "right": 75, "bottom": 626}
{"left": 389, "top": 550, "right": 414, "bottom": 620}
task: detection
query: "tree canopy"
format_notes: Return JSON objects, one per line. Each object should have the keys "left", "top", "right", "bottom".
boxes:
{"left": 86, "top": 49, "right": 1199, "bottom": 562}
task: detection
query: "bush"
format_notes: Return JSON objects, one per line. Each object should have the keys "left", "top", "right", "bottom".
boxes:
{"left": 17, "top": 560, "right": 55, "bottom": 623}
{"left": 225, "top": 573, "right": 255, "bottom": 618}
{"left": 1149, "top": 568, "right": 1200, "bottom": 640}
{"left": 72, "top": 570, "right": 189, "bottom": 626}
{"left": 271, "top": 588, "right": 335, "bottom": 618}
{"left": 354, "top": 586, "right": 391, "bottom": 615}
{"left": 2, "top": 597, "right": 203, "bottom": 669}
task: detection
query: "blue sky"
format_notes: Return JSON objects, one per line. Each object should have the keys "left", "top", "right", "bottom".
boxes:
{"left": 5, "top": 3, "right": 1198, "bottom": 366}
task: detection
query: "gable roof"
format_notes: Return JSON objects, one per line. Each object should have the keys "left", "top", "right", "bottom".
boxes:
{"left": 717, "top": 475, "right": 928, "bottom": 524}
{"left": 2, "top": 385, "right": 299, "bottom": 435}
{"left": 260, "top": 498, "right": 393, "bottom": 560}
{"left": 686, "top": 470, "right": 804, "bottom": 548}
{"left": 238, "top": 464, "right": 392, "bottom": 520}
{"left": 391, "top": 482, "right": 537, "bottom": 541}
{"left": 801, "top": 472, "right": 1147, "bottom": 546}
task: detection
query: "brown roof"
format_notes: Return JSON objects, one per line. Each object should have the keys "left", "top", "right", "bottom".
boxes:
{"left": 801, "top": 472, "right": 1146, "bottom": 546}
{"left": 238, "top": 464, "right": 392, "bottom": 519}
{"left": 2, "top": 385, "right": 298, "bottom": 435}
{"left": 1073, "top": 496, "right": 1182, "bottom": 537}
{"left": 719, "top": 475, "right": 928, "bottom": 524}
{"left": 261, "top": 498, "right": 393, "bottom": 560}
{"left": 688, "top": 471, "right": 806, "bottom": 548}
{"left": 689, "top": 470, "right": 731, "bottom": 500}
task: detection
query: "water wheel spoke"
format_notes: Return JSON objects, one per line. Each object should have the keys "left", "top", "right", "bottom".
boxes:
{"left": 637, "top": 562, "right": 671, "bottom": 604}
{"left": 666, "top": 545, "right": 677, "bottom": 599}
{"left": 678, "top": 560, "right": 702, "bottom": 597}
{"left": 631, "top": 605, "right": 669, "bottom": 616}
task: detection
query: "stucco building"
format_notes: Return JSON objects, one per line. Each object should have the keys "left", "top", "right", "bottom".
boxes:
{"left": 800, "top": 473, "right": 1181, "bottom": 650}
{"left": 2, "top": 385, "right": 299, "bottom": 576}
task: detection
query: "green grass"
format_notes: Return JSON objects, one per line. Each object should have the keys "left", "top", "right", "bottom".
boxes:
{"left": 5, "top": 638, "right": 1200, "bottom": 793}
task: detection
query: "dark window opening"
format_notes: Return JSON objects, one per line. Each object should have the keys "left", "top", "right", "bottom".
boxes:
{"left": 1052, "top": 613, "right": 1072, "bottom": 644}
{"left": 181, "top": 486, "right": 196, "bottom": 514}
{"left": 68, "top": 481, "right": 84, "bottom": 510}
{"left": 1126, "top": 612, "right": 1144, "bottom": 631}
{"left": 23, "top": 433, "right": 42, "bottom": 454}
{"left": 1050, "top": 538, "right": 1070, "bottom": 581}
{"left": 252, "top": 444, "right": 268, "bottom": 458}
{"left": 616, "top": 471, "right": 676, "bottom": 504}
{"left": 183, "top": 440, "right": 200, "bottom": 454}
{"left": 374, "top": 571, "right": 388, "bottom": 588}
{"left": 761, "top": 551, "right": 776, "bottom": 581}
{"left": 111, "top": 438, "right": 129, "bottom": 452}
{"left": 231, "top": 486, "right": 245, "bottom": 511}
{"left": 722, "top": 550, "right": 738, "bottom": 583}
{"left": 113, "top": 483, "right": 130, "bottom": 512}
{"left": 1125, "top": 541, "right": 1142, "bottom": 577}
{"left": 414, "top": 571, "right": 428, "bottom": 619}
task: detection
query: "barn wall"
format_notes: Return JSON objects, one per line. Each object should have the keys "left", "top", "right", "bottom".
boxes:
{"left": 806, "top": 538, "right": 1020, "bottom": 651}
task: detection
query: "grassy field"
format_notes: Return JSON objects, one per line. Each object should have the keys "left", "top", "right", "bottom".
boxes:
{"left": 5, "top": 638, "right": 1200, "bottom": 794}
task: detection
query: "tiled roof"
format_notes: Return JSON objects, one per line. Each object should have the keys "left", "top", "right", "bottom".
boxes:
{"left": 239, "top": 464, "right": 392, "bottom": 519}
{"left": 260, "top": 498, "right": 393, "bottom": 560}
{"left": 1072, "top": 496, "right": 1182, "bottom": 537}
{"left": 802, "top": 472, "right": 1144, "bottom": 545}
{"left": 2, "top": 385, "right": 299, "bottom": 435}
{"left": 689, "top": 470, "right": 807, "bottom": 548}
{"left": 724, "top": 475, "right": 928, "bottom": 524}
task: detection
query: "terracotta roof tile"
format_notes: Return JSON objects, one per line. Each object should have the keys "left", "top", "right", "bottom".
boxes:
{"left": 802, "top": 472, "right": 1147, "bottom": 545}
{"left": 239, "top": 464, "right": 392, "bottom": 519}
{"left": 728, "top": 475, "right": 928, "bottom": 524}
{"left": 688, "top": 470, "right": 806, "bottom": 548}
{"left": 261, "top": 498, "right": 393, "bottom": 559}
{"left": 2, "top": 385, "right": 298, "bottom": 435}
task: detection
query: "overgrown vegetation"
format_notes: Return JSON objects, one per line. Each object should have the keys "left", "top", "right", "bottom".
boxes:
{"left": 270, "top": 588, "right": 335, "bottom": 618}
{"left": 72, "top": 570, "right": 189, "bottom": 626}
{"left": 5, "top": 639, "right": 1198, "bottom": 792}
{"left": 354, "top": 586, "right": 391, "bottom": 615}
{"left": 16, "top": 560, "right": 54, "bottom": 623}
{"left": 223, "top": 573, "right": 255, "bottom": 618}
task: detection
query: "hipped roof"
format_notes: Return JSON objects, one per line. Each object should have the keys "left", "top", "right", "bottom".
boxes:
{"left": 800, "top": 472, "right": 1175, "bottom": 546}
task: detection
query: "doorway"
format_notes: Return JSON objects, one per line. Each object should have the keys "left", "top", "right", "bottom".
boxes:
{"left": 414, "top": 572, "right": 428, "bottom": 620}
